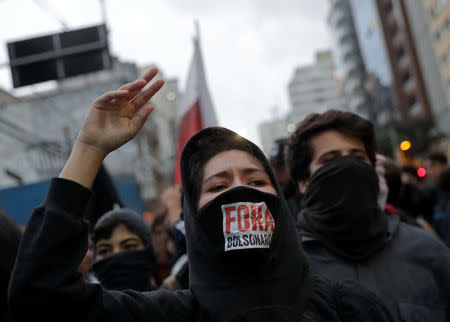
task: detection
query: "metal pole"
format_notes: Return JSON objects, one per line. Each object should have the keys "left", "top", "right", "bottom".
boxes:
{"left": 100, "top": 0, "right": 107, "bottom": 25}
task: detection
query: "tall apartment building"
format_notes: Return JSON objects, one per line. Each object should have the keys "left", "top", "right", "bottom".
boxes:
{"left": 375, "top": 0, "right": 449, "bottom": 133}
{"left": 288, "top": 50, "right": 347, "bottom": 124}
{"left": 258, "top": 50, "right": 347, "bottom": 156}
{"left": 349, "top": 0, "right": 395, "bottom": 126}
{"left": 425, "top": 0, "right": 450, "bottom": 110}
{"left": 328, "top": 0, "right": 373, "bottom": 121}
{"left": 258, "top": 119, "right": 291, "bottom": 156}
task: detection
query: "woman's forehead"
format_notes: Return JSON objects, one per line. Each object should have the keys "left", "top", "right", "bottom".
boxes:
{"left": 202, "top": 150, "right": 265, "bottom": 178}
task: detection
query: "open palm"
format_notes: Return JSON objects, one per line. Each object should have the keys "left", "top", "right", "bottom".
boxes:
{"left": 77, "top": 68, "right": 164, "bottom": 155}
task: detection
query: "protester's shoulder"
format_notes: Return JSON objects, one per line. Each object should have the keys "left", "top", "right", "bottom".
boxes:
{"left": 118, "top": 289, "right": 199, "bottom": 321}
{"left": 396, "top": 221, "right": 449, "bottom": 254}
{"left": 308, "top": 277, "right": 396, "bottom": 322}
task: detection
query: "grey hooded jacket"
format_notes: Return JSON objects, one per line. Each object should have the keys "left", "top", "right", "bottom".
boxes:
{"left": 300, "top": 215, "right": 450, "bottom": 321}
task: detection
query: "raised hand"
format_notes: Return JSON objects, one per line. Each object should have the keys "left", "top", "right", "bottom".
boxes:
{"left": 60, "top": 68, "right": 164, "bottom": 189}
{"left": 77, "top": 67, "right": 164, "bottom": 155}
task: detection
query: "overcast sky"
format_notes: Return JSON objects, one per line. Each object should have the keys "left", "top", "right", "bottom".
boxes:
{"left": 0, "top": 0, "right": 331, "bottom": 145}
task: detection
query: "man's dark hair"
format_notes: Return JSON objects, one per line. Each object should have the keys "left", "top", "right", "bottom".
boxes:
{"left": 288, "top": 110, "right": 376, "bottom": 182}
{"left": 427, "top": 151, "right": 448, "bottom": 165}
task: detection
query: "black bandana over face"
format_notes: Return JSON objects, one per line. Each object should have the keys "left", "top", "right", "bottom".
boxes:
{"left": 300, "top": 156, "right": 389, "bottom": 261}
{"left": 197, "top": 187, "right": 280, "bottom": 273}
{"left": 92, "top": 248, "right": 155, "bottom": 292}
{"left": 180, "top": 127, "right": 313, "bottom": 322}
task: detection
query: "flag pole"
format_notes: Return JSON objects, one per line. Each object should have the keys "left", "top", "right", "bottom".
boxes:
{"left": 194, "top": 20, "right": 200, "bottom": 43}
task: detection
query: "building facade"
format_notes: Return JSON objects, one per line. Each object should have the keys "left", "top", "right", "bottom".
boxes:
{"left": 288, "top": 50, "right": 347, "bottom": 125}
{"left": 375, "top": 0, "right": 449, "bottom": 133}
{"left": 258, "top": 118, "right": 290, "bottom": 156}
{"left": 328, "top": 0, "right": 373, "bottom": 121}
{"left": 258, "top": 50, "right": 347, "bottom": 156}
{"left": 348, "top": 0, "right": 395, "bottom": 125}
{"left": 424, "top": 0, "right": 450, "bottom": 118}
{"left": 0, "top": 60, "right": 179, "bottom": 202}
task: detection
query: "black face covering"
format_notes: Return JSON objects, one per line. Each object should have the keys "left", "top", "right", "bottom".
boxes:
{"left": 92, "top": 248, "right": 155, "bottom": 291}
{"left": 197, "top": 187, "right": 280, "bottom": 275}
{"left": 299, "top": 156, "right": 389, "bottom": 261}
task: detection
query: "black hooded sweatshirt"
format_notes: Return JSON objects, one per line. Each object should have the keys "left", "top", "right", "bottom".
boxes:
{"left": 8, "top": 127, "right": 395, "bottom": 322}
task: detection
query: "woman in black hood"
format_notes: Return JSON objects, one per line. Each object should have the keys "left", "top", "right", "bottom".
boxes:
{"left": 180, "top": 127, "right": 397, "bottom": 321}
{"left": 180, "top": 127, "right": 312, "bottom": 321}
{"left": 9, "top": 70, "right": 394, "bottom": 322}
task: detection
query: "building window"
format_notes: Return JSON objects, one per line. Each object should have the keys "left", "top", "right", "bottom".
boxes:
{"left": 441, "top": 52, "right": 450, "bottom": 64}
{"left": 435, "top": 30, "right": 441, "bottom": 40}
{"left": 407, "top": 95, "right": 417, "bottom": 107}
{"left": 431, "top": 0, "right": 449, "bottom": 16}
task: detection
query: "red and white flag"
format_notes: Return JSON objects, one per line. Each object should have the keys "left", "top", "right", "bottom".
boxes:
{"left": 174, "top": 33, "right": 218, "bottom": 184}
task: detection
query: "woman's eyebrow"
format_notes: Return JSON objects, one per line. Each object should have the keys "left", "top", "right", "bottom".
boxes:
{"left": 203, "top": 170, "right": 232, "bottom": 184}
{"left": 242, "top": 167, "right": 267, "bottom": 175}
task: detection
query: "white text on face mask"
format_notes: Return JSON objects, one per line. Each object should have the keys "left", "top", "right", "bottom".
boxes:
{"left": 221, "top": 202, "right": 275, "bottom": 252}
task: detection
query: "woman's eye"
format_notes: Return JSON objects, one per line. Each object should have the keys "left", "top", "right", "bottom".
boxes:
{"left": 208, "top": 184, "right": 227, "bottom": 193}
{"left": 249, "top": 179, "right": 265, "bottom": 186}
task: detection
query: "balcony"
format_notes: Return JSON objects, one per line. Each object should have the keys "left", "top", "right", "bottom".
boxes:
{"left": 403, "top": 78, "right": 415, "bottom": 93}
{"left": 398, "top": 54, "right": 409, "bottom": 69}
{"left": 393, "top": 31, "right": 403, "bottom": 46}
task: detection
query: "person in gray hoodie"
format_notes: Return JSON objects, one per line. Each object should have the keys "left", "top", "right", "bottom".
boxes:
{"left": 288, "top": 110, "right": 450, "bottom": 321}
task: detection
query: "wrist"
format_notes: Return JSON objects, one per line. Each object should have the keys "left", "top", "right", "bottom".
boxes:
{"left": 72, "top": 139, "right": 109, "bottom": 161}
{"left": 59, "top": 139, "right": 108, "bottom": 189}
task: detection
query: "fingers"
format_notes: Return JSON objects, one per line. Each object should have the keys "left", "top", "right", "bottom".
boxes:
{"left": 130, "top": 104, "right": 155, "bottom": 135}
{"left": 93, "top": 90, "right": 129, "bottom": 108}
{"left": 117, "top": 67, "right": 159, "bottom": 99}
{"left": 131, "top": 79, "right": 165, "bottom": 107}
{"left": 140, "top": 67, "right": 159, "bottom": 83}
{"left": 119, "top": 79, "right": 147, "bottom": 97}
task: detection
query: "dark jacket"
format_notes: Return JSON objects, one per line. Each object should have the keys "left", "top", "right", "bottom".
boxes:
{"left": 9, "top": 127, "right": 396, "bottom": 322}
{"left": 300, "top": 215, "right": 450, "bottom": 321}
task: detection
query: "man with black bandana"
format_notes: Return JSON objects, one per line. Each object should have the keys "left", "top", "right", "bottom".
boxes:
{"left": 288, "top": 110, "right": 450, "bottom": 321}
{"left": 9, "top": 70, "right": 395, "bottom": 322}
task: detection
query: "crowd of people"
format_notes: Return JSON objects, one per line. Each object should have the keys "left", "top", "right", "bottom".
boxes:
{"left": 2, "top": 68, "right": 450, "bottom": 321}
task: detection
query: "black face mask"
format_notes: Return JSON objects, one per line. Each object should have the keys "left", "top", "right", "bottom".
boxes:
{"left": 196, "top": 187, "right": 281, "bottom": 274}
{"left": 92, "top": 248, "right": 155, "bottom": 291}
{"left": 188, "top": 186, "right": 312, "bottom": 321}
{"left": 300, "top": 156, "right": 389, "bottom": 261}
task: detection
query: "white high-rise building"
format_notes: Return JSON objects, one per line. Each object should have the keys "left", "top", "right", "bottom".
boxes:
{"left": 288, "top": 50, "right": 347, "bottom": 124}
{"left": 258, "top": 119, "right": 290, "bottom": 156}
{"left": 258, "top": 50, "right": 347, "bottom": 156}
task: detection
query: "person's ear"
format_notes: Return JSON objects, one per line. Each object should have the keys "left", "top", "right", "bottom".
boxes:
{"left": 298, "top": 180, "right": 308, "bottom": 194}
